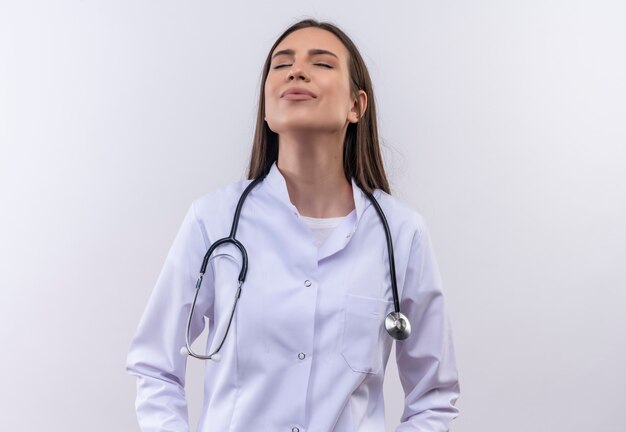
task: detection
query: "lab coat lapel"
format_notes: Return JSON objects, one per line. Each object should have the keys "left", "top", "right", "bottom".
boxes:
{"left": 317, "top": 178, "right": 367, "bottom": 261}
{"left": 264, "top": 162, "right": 301, "bottom": 216}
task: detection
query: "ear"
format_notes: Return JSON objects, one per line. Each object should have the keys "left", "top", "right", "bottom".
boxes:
{"left": 349, "top": 90, "right": 368, "bottom": 123}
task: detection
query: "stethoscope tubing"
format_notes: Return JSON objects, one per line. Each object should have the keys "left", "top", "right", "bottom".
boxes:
{"left": 182, "top": 173, "right": 410, "bottom": 361}
{"left": 363, "top": 190, "right": 400, "bottom": 314}
{"left": 182, "top": 176, "right": 263, "bottom": 360}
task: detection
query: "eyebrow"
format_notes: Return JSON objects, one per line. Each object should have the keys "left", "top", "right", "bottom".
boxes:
{"left": 271, "top": 48, "right": 339, "bottom": 60}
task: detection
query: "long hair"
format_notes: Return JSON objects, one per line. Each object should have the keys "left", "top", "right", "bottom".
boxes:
{"left": 247, "top": 19, "right": 390, "bottom": 195}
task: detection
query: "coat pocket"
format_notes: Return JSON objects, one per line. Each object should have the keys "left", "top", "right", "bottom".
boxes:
{"left": 340, "top": 293, "right": 392, "bottom": 374}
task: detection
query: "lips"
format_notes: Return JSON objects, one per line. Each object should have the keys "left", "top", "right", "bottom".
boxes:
{"left": 281, "top": 87, "right": 317, "bottom": 98}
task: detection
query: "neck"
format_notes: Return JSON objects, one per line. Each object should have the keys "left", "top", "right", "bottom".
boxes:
{"left": 276, "top": 131, "right": 355, "bottom": 218}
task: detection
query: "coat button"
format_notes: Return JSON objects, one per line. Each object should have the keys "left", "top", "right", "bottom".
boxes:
{"left": 304, "top": 280, "right": 311, "bottom": 287}
{"left": 292, "top": 428, "right": 300, "bottom": 432}
{"left": 298, "top": 352, "right": 306, "bottom": 360}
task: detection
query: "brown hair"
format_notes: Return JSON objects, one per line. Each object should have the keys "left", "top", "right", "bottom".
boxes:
{"left": 246, "top": 18, "right": 390, "bottom": 195}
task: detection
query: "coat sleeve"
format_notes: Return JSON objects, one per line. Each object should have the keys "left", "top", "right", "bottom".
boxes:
{"left": 125, "top": 199, "right": 214, "bottom": 432}
{"left": 395, "top": 216, "right": 461, "bottom": 432}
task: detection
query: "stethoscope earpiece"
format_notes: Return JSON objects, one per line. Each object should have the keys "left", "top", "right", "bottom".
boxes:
{"left": 180, "top": 345, "right": 221, "bottom": 362}
{"left": 385, "top": 311, "right": 411, "bottom": 340}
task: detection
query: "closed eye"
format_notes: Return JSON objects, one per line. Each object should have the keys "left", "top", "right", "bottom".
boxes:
{"left": 272, "top": 63, "right": 333, "bottom": 69}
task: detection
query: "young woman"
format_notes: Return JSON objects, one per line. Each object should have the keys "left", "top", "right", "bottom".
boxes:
{"left": 127, "top": 19, "right": 460, "bottom": 432}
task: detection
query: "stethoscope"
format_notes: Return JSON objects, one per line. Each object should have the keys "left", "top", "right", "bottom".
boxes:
{"left": 180, "top": 173, "right": 411, "bottom": 361}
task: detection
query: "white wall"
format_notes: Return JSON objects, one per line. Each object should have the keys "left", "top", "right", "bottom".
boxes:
{"left": 1, "top": 1, "right": 624, "bottom": 431}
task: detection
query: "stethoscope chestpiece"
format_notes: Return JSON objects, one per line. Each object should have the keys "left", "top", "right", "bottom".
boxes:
{"left": 385, "top": 311, "right": 411, "bottom": 340}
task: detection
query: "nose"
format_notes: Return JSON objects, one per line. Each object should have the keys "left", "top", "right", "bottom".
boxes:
{"left": 287, "top": 64, "right": 310, "bottom": 82}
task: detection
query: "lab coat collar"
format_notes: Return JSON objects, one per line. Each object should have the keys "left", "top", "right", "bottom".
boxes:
{"left": 263, "top": 161, "right": 370, "bottom": 223}
{"left": 263, "top": 161, "right": 374, "bottom": 260}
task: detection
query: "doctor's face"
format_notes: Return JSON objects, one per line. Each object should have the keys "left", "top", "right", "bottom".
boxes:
{"left": 264, "top": 27, "right": 360, "bottom": 136}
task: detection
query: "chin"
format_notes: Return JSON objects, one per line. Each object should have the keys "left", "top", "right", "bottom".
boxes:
{"left": 267, "top": 118, "right": 343, "bottom": 135}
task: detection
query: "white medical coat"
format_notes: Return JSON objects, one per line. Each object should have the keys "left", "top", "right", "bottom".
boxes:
{"left": 126, "top": 161, "right": 460, "bottom": 431}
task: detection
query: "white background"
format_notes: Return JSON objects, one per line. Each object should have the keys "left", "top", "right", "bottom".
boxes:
{"left": 1, "top": 1, "right": 625, "bottom": 431}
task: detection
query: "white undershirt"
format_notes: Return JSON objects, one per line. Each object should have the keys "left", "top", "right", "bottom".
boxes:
{"left": 300, "top": 214, "right": 346, "bottom": 247}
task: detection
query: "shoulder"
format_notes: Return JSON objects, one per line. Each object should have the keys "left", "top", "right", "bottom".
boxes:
{"left": 184, "top": 177, "right": 256, "bottom": 245}
{"left": 190, "top": 177, "right": 255, "bottom": 217}
{"left": 370, "top": 190, "right": 439, "bottom": 283}
{"left": 371, "top": 188, "right": 428, "bottom": 240}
